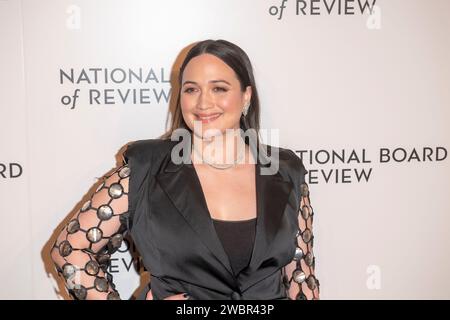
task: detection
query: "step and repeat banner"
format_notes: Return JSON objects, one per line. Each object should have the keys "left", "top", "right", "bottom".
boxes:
{"left": 1, "top": 0, "right": 449, "bottom": 299}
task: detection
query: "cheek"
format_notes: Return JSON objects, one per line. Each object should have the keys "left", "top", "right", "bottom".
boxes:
{"left": 180, "top": 101, "right": 194, "bottom": 131}
{"left": 180, "top": 96, "right": 196, "bottom": 120}
{"left": 180, "top": 95, "right": 194, "bottom": 110}
{"left": 218, "top": 95, "right": 243, "bottom": 114}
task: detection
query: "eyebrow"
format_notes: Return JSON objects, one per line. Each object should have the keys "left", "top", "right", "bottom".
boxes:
{"left": 182, "top": 79, "right": 232, "bottom": 86}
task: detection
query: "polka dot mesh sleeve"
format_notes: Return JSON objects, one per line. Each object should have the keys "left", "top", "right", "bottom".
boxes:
{"left": 50, "top": 162, "right": 130, "bottom": 300}
{"left": 282, "top": 181, "right": 320, "bottom": 300}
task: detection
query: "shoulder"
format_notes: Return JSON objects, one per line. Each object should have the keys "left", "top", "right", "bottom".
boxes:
{"left": 123, "top": 138, "right": 176, "bottom": 164}
{"left": 263, "top": 144, "right": 308, "bottom": 182}
{"left": 281, "top": 147, "right": 307, "bottom": 176}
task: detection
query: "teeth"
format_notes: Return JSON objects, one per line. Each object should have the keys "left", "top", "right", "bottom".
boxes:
{"left": 198, "top": 114, "right": 219, "bottom": 120}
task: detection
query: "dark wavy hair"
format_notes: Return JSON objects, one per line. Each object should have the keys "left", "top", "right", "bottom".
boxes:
{"left": 161, "top": 39, "right": 261, "bottom": 142}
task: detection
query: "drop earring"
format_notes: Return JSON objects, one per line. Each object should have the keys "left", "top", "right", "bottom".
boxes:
{"left": 242, "top": 103, "right": 250, "bottom": 116}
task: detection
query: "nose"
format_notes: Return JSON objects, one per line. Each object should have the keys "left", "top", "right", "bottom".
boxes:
{"left": 196, "top": 90, "right": 214, "bottom": 110}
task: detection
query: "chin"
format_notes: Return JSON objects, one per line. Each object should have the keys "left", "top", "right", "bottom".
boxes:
{"left": 201, "top": 129, "right": 224, "bottom": 140}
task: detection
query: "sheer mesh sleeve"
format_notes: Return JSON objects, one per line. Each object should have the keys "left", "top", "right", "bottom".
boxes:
{"left": 282, "top": 181, "right": 320, "bottom": 300}
{"left": 50, "top": 159, "right": 131, "bottom": 300}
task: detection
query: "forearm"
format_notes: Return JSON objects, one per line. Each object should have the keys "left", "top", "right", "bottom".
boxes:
{"left": 51, "top": 240, "right": 121, "bottom": 300}
{"left": 283, "top": 182, "right": 320, "bottom": 300}
{"left": 50, "top": 163, "right": 130, "bottom": 300}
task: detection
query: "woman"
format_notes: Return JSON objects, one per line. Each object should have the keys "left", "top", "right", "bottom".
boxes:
{"left": 50, "top": 39, "right": 320, "bottom": 300}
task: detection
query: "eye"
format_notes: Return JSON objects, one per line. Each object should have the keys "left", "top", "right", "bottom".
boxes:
{"left": 183, "top": 87, "right": 196, "bottom": 93}
{"left": 214, "top": 87, "right": 228, "bottom": 92}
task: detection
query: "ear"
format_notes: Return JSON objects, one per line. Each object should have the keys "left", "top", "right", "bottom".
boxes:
{"left": 244, "top": 85, "right": 252, "bottom": 105}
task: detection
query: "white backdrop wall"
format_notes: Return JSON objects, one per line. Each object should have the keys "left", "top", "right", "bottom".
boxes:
{"left": 1, "top": 0, "right": 449, "bottom": 299}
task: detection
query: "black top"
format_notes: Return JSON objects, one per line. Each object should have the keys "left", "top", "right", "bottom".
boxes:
{"left": 212, "top": 217, "right": 257, "bottom": 276}
{"left": 124, "top": 139, "right": 307, "bottom": 299}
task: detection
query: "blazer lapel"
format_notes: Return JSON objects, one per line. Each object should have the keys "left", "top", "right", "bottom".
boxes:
{"left": 155, "top": 148, "right": 236, "bottom": 280}
{"left": 247, "top": 157, "right": 294, "bottom": 273}
{"left": 155, "top": 142, "right": 294, "bottom": 284}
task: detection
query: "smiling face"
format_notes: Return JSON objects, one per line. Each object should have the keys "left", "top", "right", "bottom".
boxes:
{"left": 180, "top": 53, "right": 252, "bottom": 140}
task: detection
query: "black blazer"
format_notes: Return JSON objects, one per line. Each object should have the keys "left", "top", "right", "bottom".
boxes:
{"left": 123, "top": 138, "right": 308, "bottom": 300}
